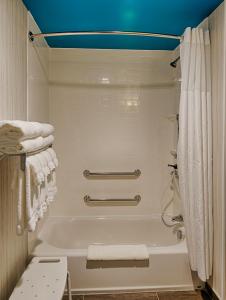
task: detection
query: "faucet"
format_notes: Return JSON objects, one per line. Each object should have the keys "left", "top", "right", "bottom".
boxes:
{"left": 171, "top": 214, "right": 184, "bottom": 223}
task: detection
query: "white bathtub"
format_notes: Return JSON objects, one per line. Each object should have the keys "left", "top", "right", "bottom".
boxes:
{"left": 32, "top": 215, "right": 195, "bottom": 294}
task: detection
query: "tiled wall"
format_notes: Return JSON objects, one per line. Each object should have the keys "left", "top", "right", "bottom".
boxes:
{"left": 27, "top": 13, "right": 49, "bottom": 122}
{"left": 0, "top": 3, "right": 49, "bottom": 299}
{"left": 49, "top": 49, "right": 179, "bottom": 217}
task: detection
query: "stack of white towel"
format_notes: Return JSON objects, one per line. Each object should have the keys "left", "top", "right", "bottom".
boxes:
{"left": 0, "top": 120, "right": 54, "bottom": 154}
{"left": 0, "top": 121, "right": 58, "bottom": 232}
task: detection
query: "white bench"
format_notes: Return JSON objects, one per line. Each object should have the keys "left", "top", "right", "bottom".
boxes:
{"left": 10, "top": 257, "right": 72, "bottom": 300}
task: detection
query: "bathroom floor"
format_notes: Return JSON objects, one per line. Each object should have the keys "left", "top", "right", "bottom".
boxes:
{"left": 63, "top": 291, "right": 204, "bottom": 300}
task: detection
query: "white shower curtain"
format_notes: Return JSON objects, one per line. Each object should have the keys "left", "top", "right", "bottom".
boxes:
{"left": 177, "top": 27, "right": 213, "bottom": 281}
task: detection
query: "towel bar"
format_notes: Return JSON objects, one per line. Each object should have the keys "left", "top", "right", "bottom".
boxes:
{"left": 84, "top": 195, "right": 141, "bottom": 206}
{"left": 0, "top": 144, "right": 53, "bottom": 171}
{"left": 83, "top": 169, "right": 141, "bottom": 179}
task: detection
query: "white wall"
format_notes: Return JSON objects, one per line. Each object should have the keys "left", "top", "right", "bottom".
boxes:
{"left": 208, "top": 3, "right": 226, "bottom": 299}
{"left": 0, "top": 1, "right": 28, "bottom": 299}
{"left": 0, "top": 3, "right": 49, "bottom": 298}
{"left": 49, "top": 49, "right": 178, "bottom": 217}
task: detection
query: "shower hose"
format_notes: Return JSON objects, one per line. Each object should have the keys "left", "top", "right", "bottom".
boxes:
{"left": 161, "top": 170, "right": 181, "bottom": 227}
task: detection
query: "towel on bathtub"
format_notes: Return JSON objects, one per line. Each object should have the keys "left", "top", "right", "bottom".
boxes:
{"left": 87, "top": 244, "right": 149, "bottom": 261}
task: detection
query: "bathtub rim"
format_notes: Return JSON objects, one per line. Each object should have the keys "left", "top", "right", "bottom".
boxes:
{"left": 31, "top": 214, "right": 188, "bottom": 257}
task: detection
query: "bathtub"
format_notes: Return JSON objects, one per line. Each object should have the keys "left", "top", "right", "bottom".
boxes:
{"left": 32, "top": 215, "right": 195, "bottom": 294}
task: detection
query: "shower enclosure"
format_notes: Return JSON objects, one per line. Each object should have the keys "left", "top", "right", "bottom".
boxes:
{"left": 30, "top": 47, "right": 196, "bottom": 293}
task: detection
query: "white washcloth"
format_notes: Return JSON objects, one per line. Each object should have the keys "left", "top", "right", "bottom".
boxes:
{"left": 25, "top": 161, "right": 39, "bottom": 231}
{"left": 46, "top": 171, "right": 58, "bottom": 204}
{"left": 8, "top": 149, "right": 58, "bottom": 233}
{"left": 38, "top": 150, "right": 58, "bottom": 204}
{"left": 87, "top": 245, "right": 149, "bottom": 261}
{"left": 37, "top": 152, "right": 51, "bottom": 177}
{"left": 47, "top": 148, "right": 59, "bottom": 168}
{"left": 42, "top": 150, "right": 55, "bottom": 172}
{"left": 0, "top": 120, "right": 54, "bottom": 140}
{"left": 0, "top": 135, "right": 54, "bottom": 154}
{"left": 11, "top": 168, "right": 24, "bottom": 235}
{"left": 27, "top": 155, "right": 45, "bottom": 186}
{"left": 25, "top": 149, "right": 58, "bottom": 232}
{"left": 25, "top": 161, "right": 47, "bottom": 232}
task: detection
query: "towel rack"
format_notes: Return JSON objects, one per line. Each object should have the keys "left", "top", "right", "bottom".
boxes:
{"left": 84, "top": 195, "right": 141, "bottom": 206}
{"left": 83, "top": 169, "right": 141, "bottom": 179}
{"left": 0, "top": 144, "right": 53, "bottom": 236}
{"left": 0, "top": 144, "right": 53, "bottom": 171}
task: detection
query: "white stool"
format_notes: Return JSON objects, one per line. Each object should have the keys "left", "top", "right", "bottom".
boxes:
{"left": 10, "top": 257, "right": 72, "bottom": 300}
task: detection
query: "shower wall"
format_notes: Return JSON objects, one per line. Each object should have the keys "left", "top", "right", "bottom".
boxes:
{"left": 27, "top": 13, "right": 49, "bottom": 122}
{"left": 49, "top": 49, "right": 179, "bottom": 217}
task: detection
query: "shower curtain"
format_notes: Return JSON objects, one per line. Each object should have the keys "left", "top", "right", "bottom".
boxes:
{"left": 177, "top": 27, "right": 213, "bottom": 281}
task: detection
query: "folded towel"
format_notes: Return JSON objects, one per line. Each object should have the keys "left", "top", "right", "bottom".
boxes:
{"left": 0, "top": 135, "right": 54, "bottom": 154}
{"left": 41, "top": 135, "right": 55, "bottom": 148}
{"left": 87, "top": 245, "right": 149, "bottom": 261}
{"left": 0, "top": 120, "right": 54, "bottom": 140}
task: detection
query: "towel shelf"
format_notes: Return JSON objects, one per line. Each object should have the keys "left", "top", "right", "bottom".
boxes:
{"left": 0, "top": 144, "right": 53, "bottom": 171}
{"left": 83, "top": 169, "right": 141, "bottom": 179}
{"left": 84, "top": 195, "right": 141, "bottom": 206}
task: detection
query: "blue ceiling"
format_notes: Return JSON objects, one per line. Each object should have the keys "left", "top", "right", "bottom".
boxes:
{"left": 23, "top": 0, "right": 223, "bottom": 50}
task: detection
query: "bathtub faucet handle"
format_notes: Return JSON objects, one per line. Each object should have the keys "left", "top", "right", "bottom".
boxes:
{"left": 172, "top": 214, "right": 184, "bottom": 222}
{"left": 168, "top": 164, "right": 178, "bottom": 170}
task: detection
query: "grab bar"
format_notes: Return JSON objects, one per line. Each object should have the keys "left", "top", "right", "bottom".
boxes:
{"left": 83, "top": 169, "right": 141, "bottom": 179}
{"left": 84, "top": 195, "right": 141, "bottom": 206}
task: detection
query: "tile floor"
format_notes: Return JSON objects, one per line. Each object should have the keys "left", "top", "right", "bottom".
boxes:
{"left": 63, "top": 291, "right": 204, "bottom": 300}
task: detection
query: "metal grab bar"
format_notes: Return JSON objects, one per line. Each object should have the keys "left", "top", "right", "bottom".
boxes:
{"left": 83, "top": 169, "right": 141, "bottom": 179}
{"left": 84, "top": 195, "right": 141, "bottom": 206}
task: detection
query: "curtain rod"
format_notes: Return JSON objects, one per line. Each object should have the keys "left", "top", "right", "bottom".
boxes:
{"left": 28, "top": 30, "right": 182, "bottom": 42}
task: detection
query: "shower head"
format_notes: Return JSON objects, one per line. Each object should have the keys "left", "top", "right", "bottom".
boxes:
{"left": 170, "top": 56, "right": 180, "bottom": 68}
{"left": 170, "top": 61, "right": 177, "bottom": 68}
